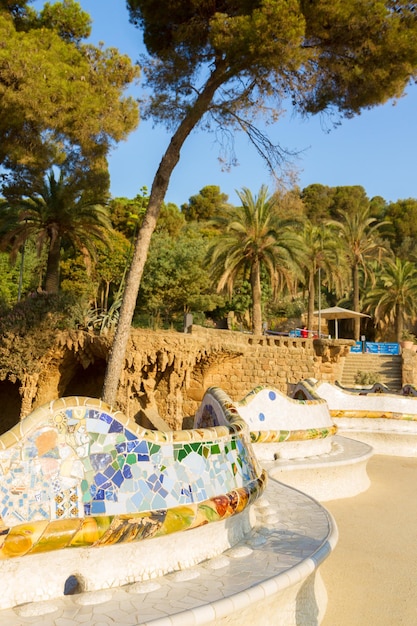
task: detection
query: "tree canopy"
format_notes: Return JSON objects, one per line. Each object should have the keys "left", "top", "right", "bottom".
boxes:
{"left": 0, "top": 168, "right": 111, "bottom": 293}
{"left": 207, "top": 185, "right": 303, "bottom": 335}
{"left": 181, "top": 185, "right": 230, "bottom": 222}
{"left": 365, "top": 257, "right": 417, "bottom": 342}
{"left": 0, "top": 0, "right": 139, "bottom": 179}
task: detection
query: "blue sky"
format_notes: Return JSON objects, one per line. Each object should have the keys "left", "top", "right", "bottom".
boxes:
{"left": 35, "top": 0, "right": 417, "bottom": 207}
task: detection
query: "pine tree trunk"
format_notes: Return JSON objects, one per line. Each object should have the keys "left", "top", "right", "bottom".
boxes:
{"left": 102, "top": 65, "right": 227, "bottom": 407}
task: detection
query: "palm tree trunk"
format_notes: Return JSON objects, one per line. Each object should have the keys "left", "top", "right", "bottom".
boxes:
{"left": 395, "top": 302, "right": 403, "bottom": 343}
{"left": 44, "top": 232, "right": 61, "bottom": 294}
{"left": 102, "top": 64, "right": 228, "bottom": 406}
{"left": 352, "top": 262, "right": 360, "bottom": 340}
{"left": 307, "top": 268, "right": 315, "bottom": 333}
{"left": 251, "top": 258, "right": 263, "bottom": 335}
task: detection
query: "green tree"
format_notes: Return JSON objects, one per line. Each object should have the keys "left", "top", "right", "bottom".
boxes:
{"left": 0, "top": 0, "right": 139, "bottom": 175}
{"left": 155, "top": 202, "right": 185, "bottom": 237}
{"left": 0, "top": 244, "right": 40, "bottom": 306}
{"left": 103, "top": 0, "right": 417, "bottom": 405}
{"left": 181, "top": 185, "right": 230, "bottom": 222}
{"left": 329, "top": 204, "right": 389, "bottom": 340}
{"left": 109, "top": 188, "right": 149, "bottom": 239}
{"left": 298, "top": 221, "right": 344, "bottom": 332}
{"left": 301, "top": 184, "right": 334, "bottom": 223}
{"left": 365, "top": 257, "right": 417, "bottom": 342}
{"left": 369, "top": 195, "right": 388, "bottom": 221}
{"left": 92, "top": 230, "right": 131, "bottom": 315}
{"left": 0, "top": 169, "right": 112, "bottom": 293}
{"left": 137, "top": 229, "right": 222, "bottom": 326}
{"left": 60, "top": 230, "right": 131, "bottom": 311}
{"left": 207, "top": 185, "right": 303, "bottom": 335}
{"left": 385, "top": 198, "right": 417, "bottom": 259}
{"left": 330, "top": 186, "right": 370, "bottom": 219}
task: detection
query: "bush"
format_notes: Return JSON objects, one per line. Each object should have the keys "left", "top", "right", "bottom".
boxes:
{"left": 354, "top": 370, "right": 380, "bottom": 386}
{"left": 0, "top": 292, "right": 84, "bottom": 336}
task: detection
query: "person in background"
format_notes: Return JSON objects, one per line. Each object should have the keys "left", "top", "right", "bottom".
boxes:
{"left": 301, "top": 325, "right": 308, "bottom": 338}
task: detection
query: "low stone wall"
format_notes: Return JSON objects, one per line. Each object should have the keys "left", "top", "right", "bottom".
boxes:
{"left": 0, "top": 326, "right": 353, "bottom": 432}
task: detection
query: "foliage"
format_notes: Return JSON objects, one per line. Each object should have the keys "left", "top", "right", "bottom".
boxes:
{"left": 354, "top": 370, "right": 380, "bottom": 386}
{"left": 83, "top": 294, "right": 123, "bottom": 335}
{"left": 0, "top": 242, "right": 41, "bottom": 306}
{"left": 297, "top": 220, "right": 345, "bottom": 331}
{"left": 328, "top": 203, "right": 390, "bottom": 339}
{"left": 0, "top": 168, "right": 112, "bottom": 293}
{"left": 207, "top": 185, "right": 303, "bottom": 334}
{"left": 59, "top": 253, "right": 96, "bottom": 301}
{"left": 0, "top": 291, "right": 88, "bottom": 378}
{"left": 401, "top": 329, "right": 416, "bottom": 342}
{"left": 109, "top": 188, "right": 149, "bottom": 238}
{"left": 131, "top": 0, "right": 417, "bottom": 124}
{"left": 92, "top": 231, "right": 131, "bottom": 309}
{"left": 331, "top": 186, "right": 370, "bottom": 219}
{"left": 136, "top": 229, "right": 223, "bottom": 324}
{"left": 301, "top": 184, "right": 334, "bottom": 223}
{"left": 0, "top": 0, "right": 139, "bottom": 175}
{"left": 155, "top": 202, "right": 185, "bottom": 237}
{"left": 385, "top": 198, "right": 417, "bottom": 258}
{"left": 365, "top": 257, "right": 417, "bottom": 342}
{"left": 181, "top": 186, "right": 230, "bottom": 222}
{"left": 0, "top": 291, "right": 83, "bottom": 336}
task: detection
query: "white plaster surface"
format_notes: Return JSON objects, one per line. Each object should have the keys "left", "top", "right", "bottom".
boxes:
{"left": 267, "top": 436, "right": 373, "bottom": 502}
{"left": 312, "top": 381, "right": 417, "bottom": 415}
{"left": 237, "top": 387, "right": 334, "bottom": 430}
{"left": 0, "top": 478, "right": 338, "bottom": 626}
{"left": 294, "top": 380, "right": 417, "bottom": 457}
{"left": 333, "top": 421, "right": 417, "bottom": 456}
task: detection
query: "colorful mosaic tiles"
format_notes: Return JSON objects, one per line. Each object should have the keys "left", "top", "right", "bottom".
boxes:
{"left": 0, "top": 397, "right": 266, "bottom": 558}
{"left": 195, "top": 386, "right": 337, "bottom": 444}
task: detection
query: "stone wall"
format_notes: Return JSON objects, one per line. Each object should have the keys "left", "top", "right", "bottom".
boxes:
{"left": 401, "top": 346, "right": 417, "bottom": 386}
{"left": 0, "top": 326, "right": 354, "bottom": 433}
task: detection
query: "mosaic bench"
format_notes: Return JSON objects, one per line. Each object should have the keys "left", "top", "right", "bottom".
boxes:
{"left": 293, "top": 380, "right": 417, "bottom": 457}
{"left": 194, "top": 387, "right": 372, "bottom": 502}
{"left": 0, "top": 396, "right": 266, "bottom": 609}
{"left": 194, "top": 385, "right": 337, "bottom": 461}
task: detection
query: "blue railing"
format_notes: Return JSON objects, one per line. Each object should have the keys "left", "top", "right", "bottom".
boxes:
{"left": 350, "top": 341, "right": 400, "bottom": 355}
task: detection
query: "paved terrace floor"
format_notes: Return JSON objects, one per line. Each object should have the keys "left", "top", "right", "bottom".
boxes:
{"left": 321, "top": 455, "right": 417, "bottom": 626}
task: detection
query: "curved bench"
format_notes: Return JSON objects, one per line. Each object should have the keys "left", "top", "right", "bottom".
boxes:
{"left": 195, "top": 386, "right": 371, "bottom": 502}
{"left": 0, "top": 396, "right": 266, "bottom": 609}
{"left": 195, "top": 385, "right": 337, "bottom": 461}
{"left": 0, "top": 476, "right": 338, "bottom": 626}
{"left": 294, "top": 380, "right": 417, "bottom": 456}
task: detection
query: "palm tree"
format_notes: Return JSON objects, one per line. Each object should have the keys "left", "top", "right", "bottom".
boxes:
{"left": 207, "top": 185, "right": 304, "bottom": 335}
{"left": 298, "top": 221, "right": 345, "bottom": 332}
{"left": 329, "top": 204, "right": 389, "bottom": 340}
{"left": 365, "top": 257, "right": 417, "bottom": 342}
{"left": 0, "top": 169, "right": 111, "bottom": 294}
